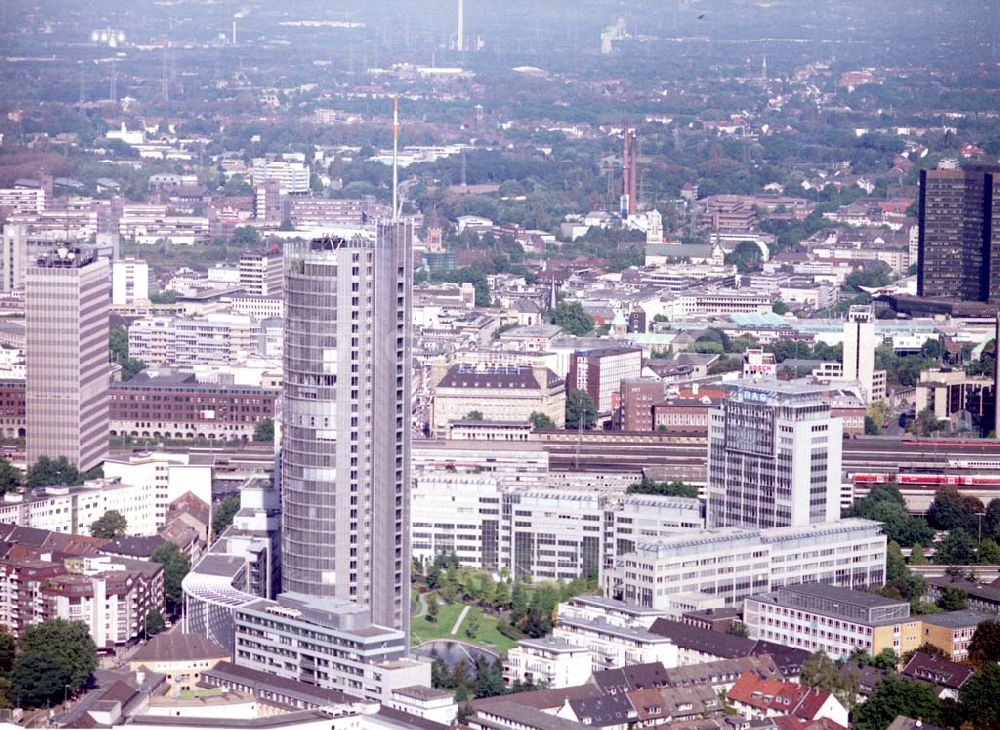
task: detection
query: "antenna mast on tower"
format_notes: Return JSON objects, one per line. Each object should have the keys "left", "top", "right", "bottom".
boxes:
{"left": 392, "top": 95, "right": 399, "bottom": 222}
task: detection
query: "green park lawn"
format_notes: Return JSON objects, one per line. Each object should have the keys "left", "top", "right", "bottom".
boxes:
{"left": 410, "top": 595, "right": 518, "bottom": 653}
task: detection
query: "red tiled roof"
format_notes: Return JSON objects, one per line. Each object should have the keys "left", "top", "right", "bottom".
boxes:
{"left": 728, "top": 673, "right": 836, "bottom": 722}
{"left": 773, "top": 716, "right": 847, "bottom": 730}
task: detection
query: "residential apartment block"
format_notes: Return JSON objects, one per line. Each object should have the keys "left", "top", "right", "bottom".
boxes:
{"left": 552, "top": 614, "right": 678, "bottom": 673}
{"left": 0, "top": 541, "right": 164, "bottom": 649}
{"left": 0, "top": 454, "right": 210, "bottom": 536}
{"left": 503, "top": 637, "right": 593, "bottom": 689}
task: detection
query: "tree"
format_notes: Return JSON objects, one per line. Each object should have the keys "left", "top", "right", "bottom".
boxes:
{"left": 853, "top": 676, "right": 942, "bottom": 730}
{"left": 869, "top": 648, "right": 898, "bottom": 671}
{"left": 935, "top": 529, "right": 978, "bottom": 566}
{"left": 253, "top": 418, "right": 274, "bottom": 443}
{"left": 109, "top": 324, "right": 146, "bottom": 381}
{"left": 0, "top": 629, "right": 15, "bottom": 674}
{"left": 10, "top": 652, "right": 71, "bottom": 708}
{"left": 958, "top": 662, "right": 1000, "bottom": 729}
{"left": 928, "top": 486, "right": 984, "bottom": 532}
{"left": 0, "top": 457, "right": 19, "bottom": 495}
{"left": 473, "top": 657, "right": 505, "bottom": 699}
{"left": 90, "top": 510, "right": 127, "bottom": 539}
{"left": 232, "top": 226, "right": 261, "bottom": 247}
{"left": 465, "top": 613, "right": 480, "bottom": 639}
{"left": 510, "top": 583, "right": 528, "bottom": 625}
{"left": 430, "top": 656, "right": 451, "bottom": 688}
{"left": 110, "top": 324, "right": 129, "bottom": 364}
{"left": 847, "top": 484, "right": 934, "bottom": 548}
{"left": 910, "top": 543, "right": 927, "bottom": 565}
{"left": 901, "top": 644, "right": 949, "bottom": 664}
{"left": 151, "top": 541, "right": 191, "bottom": 616}
{"left": 968, "top": 619, "right": 1000, "bottom": 670}
{"left": 18, "top": 619, "right": 97, "bottom": 695}
{"left": 727, "top": 622, "right": 748, "bottom": 638}
{"left": 936, "top": 585, "right": 968, "bottom": 611}
{"left": 425, "top": 593, "right": 439, "bottom": 623}
{"left": 212, "top": 496, "right": 240, "bottom": 539}
{"left": 724, "top": 241, "right": 764, "bottom": 273}
{"left": 25, "top": 456, "right": 82, "bottom": 488}
{"left": 463, "top": 410, "right": 484, "bottom": 421}
{"left": 834, "top": 670, "right": 861, "bottom": 712}
{"left": 120, "top": 357, "right": 147, "bottom": 381}
{"left": 523, "top": 607, "right": 551, "bottom": 638}
{"left": 145, "top": 608, "right": 166, "bottom": 637}
{"left": 627, "top": 475, "right": 699, "bottom": 499}
{"left": 452, "top": 661, "right": 470, "bottom": 695}
{"left": 912, "top": 407, "right": 948, "bottom": 436}
{"left": 802, "top": 650, "right": 840, "bottom": 691}
{"left": 978, "top": 538, "right": 1000, "bottom": 565}
{"left": 980, "top": 498, "right": 1000, "bottom": 543}
{"left": 529, "top": 412, "right": 555, "bottom": 430}
{"left": 801, "top": 650, "right": 860, "bottom": 711}
{"left": 845, "top": 261, "right": 893, "bottom": 290}
{"left": 548, "top": 301, "right": 594, "bottom": 336}
{"left": 223, "top": 175, "right": 252, "bottom": 197}
{"left": 921, "top": 338, "right": 946, "bottom": 360}
{"left": 565, "top": 389, "right": 597, "bottom": 430}
{"left": 886, "top": 541, "right": 908, "bottom": 584}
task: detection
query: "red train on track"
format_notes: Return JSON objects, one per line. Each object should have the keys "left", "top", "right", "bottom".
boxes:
{"left": 853, "top": 473, "right": 1000, "bottom": 487}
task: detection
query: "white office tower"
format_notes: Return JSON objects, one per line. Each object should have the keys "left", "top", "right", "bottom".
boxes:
{"left": 281, "top": 223, "right": 412, "bottom": 635}
{"left": 0, "top": 224, "right": 27, "bottom": 292}
{"left": 842, "top": 305, "right": 879, "bottom": 402}
{"left": 250, "top": 158, "right": 311, "bottom": 195}
{"left": 707, "top": 380, "right": 842, "bottom": 529}
{"left": 111, "top": 258, "right": 149, "bottom": 305}
{"left": 26, "top": 247, "right": 110, "bottom": 471}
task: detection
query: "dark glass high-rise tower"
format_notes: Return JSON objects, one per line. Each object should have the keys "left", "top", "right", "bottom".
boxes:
{"left": 281, "top": 222, "right": 412, "bottom": 635}
{"left": 918, "top": 164, "right": 1000, "bottom": 303}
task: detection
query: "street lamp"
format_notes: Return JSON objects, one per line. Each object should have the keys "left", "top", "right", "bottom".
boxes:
{"left": 977, "top": 511, "right": 986, "bottom": 545}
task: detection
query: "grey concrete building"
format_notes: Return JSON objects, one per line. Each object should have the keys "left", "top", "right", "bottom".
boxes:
{"left": 281, "top": 223, "right": 412, "bottom": 635}
{"left": 26, "top": 246, "right": 109, "bottom": 471}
